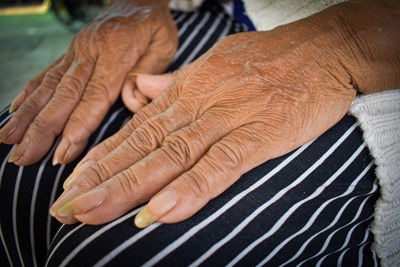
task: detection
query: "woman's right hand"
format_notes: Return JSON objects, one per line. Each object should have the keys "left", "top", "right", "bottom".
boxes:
{"left": 0, "top": 0, "right": 178, "bottom": 166}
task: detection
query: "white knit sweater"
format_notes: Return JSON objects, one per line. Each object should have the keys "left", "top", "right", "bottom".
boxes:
{"left": 170, "top": 0, "right": 400, "bottom": 265}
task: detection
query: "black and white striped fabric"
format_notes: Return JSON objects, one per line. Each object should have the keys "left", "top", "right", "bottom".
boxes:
{"left": 0, "top": 2, "right": 378, "bottom": 266}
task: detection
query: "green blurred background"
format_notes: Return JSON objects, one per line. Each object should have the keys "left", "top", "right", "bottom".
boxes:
{"left": 0, "top": 0, "right": 105, "bottom": 110}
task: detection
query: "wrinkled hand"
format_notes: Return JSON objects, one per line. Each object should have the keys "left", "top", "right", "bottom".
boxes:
{"left": 49, "top": 22, "right": 360, "bottom": 225}
{"left": 49, "top": 0, "right": 400, "bottom": 227}
{"left": 0, "top": 0, "right": 177, "bottom": 165}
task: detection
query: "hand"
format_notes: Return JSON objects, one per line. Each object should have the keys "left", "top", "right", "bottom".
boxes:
{"left": 49, "top": 0, "right": 400, "bottom": 226}
{"left": 0, "top": 0, "right": 177, "bottom": 166}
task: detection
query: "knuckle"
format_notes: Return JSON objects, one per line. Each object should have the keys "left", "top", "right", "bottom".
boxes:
{"left": 78, "top": 165, "right": 108, "bottom": 187}
{"left": 41, "top": 70, "right": 63, "bottom": 90}
{"left": 18, "top": 98, "right": 40, "bottom": 115}
{"left": 31, "top": 116, "right": 51, "bottom": 133}
{"left": 161, "top": 134, "right": 193, "bottom": 169}
{"left": 113, "top": 169, "right": 141, "bottom": 197}
{"left": 85, "top": 81, "right": 112, "bottom": 105}
{"left": 182, "top": 170, "right": 210, "bottom": 199}
{"left": 211, "top": 142, "right": 243, "bottom": 169}
{"left": 56, "top": 75, "right": 83, "bottom": 100}
{"left": 128, "top": 124, "right": 160, "bottom": 153}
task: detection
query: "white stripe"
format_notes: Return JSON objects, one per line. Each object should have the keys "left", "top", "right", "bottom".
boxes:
{"left": 172, "top": 12, "right": 205, "bottom": 62}
{"left": 0, "top": 144, "right": 17, "bottom": 265}
{"left": 30, "top": 137, "right": 60, "bottom": 267}
{"left": 300, "top": 197, "right": 374, "bottom": 266}
{"left": 216, "top": 16, "right": 233, "bottom": 43}
{"left": 93, "top": 222, "right": 162, "bottom": 267}
{"left": 277, "top": 162, "right": 374, "bottom": 266}
{"left": 59, "top": 206, "right": 142, "bottom": 267}
{"left": 44, "top": 223, "right": 85, "bottom": 267}
{"left": 12, "top": 166, "right": 25, "bottom": 267}
{"left": 174, "top": 12, "right": 187, "bottom": 25}
{"left": 339, "top": 210, "right": 371, "bottom": 251}
{"left": 359, "top": 228, "right": 370, "bottom": 245}
{"left": 372, "top": 250, "right": 378, "bottom": 267}
{"left": 358, "top": 242, "right": 369, "bottom": 267}
{"left": 0, "top": 106, "right": 10, "bottom": 117}
{"left": 315, "top": 215, "right": 373, "bottom": 267}
{"left": 143, "top": 140, "right": 314, "bottom": 267}
{"left": 228, "top": 142, "right": 366, "bottom": 267}
{"left": 88, "top": 107, "right": 124, "bottom": 151}
{"left": 191, "top": 123, "right": 358, "bottom": 267}
{"left": 45, "top": 108, "right": 122, "bottom": 248}
{"left": 256, "top": 144, "right": 369, "bottom": 266}
{"left": 337, "top": 247, "right": 350, "bottom": 266}
{"left": 46, "top": 107, "right": 122, "bottom": 251}
{"left": 177, "top": 11, "right": 199, "bottom": 36}
{"left": 0, "top": 113, "right": 12, "bottom": 128}
{"left": 181, "top": 12, "right": 224, "bottom": 66}
{"left": 46, "top": 164, "right": 66, "bottom": 249}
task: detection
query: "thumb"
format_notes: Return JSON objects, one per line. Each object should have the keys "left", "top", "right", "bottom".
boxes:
{"left": 121, "top": 23, "right": 178, "bottom": 112}
{"left": 122, "top": 72, "right": 175, "bottom": 112}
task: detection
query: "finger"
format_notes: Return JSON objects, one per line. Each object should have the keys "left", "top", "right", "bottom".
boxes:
{"left": 121, "top": 78, "right": 148, "bottom": 112}
{"left": 62, "top": 96, "right": 194, "bottom": 190}
{"left": 9, "top": 55, "right": 65, "bottom": 113}
{"left": 71, "top": 64, "right": 193, "bottom": 172}
{"left": 0, "top": 54, "right": 72, "bottom": 145}
{"left": 134, "top": 123, "right": 273, "bottom": 227}
{"left": 52, "top": 56, "right": 135, "bottom": 165}
{"left": 52, "top": 111, "right": 236, "bottom": 225}
{"left": 70, "top": 80, "right": 180, "bottom": 176}
{"left": 9, "top": 56, "right": 95, "bottom": 165}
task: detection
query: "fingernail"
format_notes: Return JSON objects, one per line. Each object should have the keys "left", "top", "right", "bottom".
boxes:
{"left": 7, "top": 136, "right": 29, "bottom": 164}
{"left": 134, "top": 190, "right": 177, "bottom": 228}
{"left": 60, "top": 187, "right": 107, "bottom": 216}
{"left": 50, "top": 186, "right": 82, "bottom": 217}
{"left": 57, "top": 202, "right": 74, "bottom": 217}
{"left": 134, "top": 89, "right": 148, "bottom": 105}
{"left": 63, "top": 160, "right": 96, "bottom": 190}
{"left": 9, "top": 101, "right": 16, "bottom": 113}
{"left": 53, "top": 137, "right": 70, "bottom": 166}
{"left": 8, "top": 153, "right": 21, "bottom": 163}
{"left": 0, "top": 117, "right": 17, "bottom": 142}
{"left": 128, "top": 72, "right": 142, "bottom": 79}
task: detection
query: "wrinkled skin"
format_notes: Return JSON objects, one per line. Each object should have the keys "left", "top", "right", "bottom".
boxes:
{"left": 0, "top": 0, "right": 177, "bottom": 165}
{"left": 39, "top": 0, "right": 400, "bottom": 226}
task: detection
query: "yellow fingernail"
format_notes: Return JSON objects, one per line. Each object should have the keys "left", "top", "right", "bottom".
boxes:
{"left": 57, "top": 202, "right": 74, "bottom": 217}
{"left": 134, "top": 191, "right": 177, "bottom": 228}
{"left": 135, "top": 206, "right": 157, "bottom": 228}
{"left": 9, "top": 102, "right": 16, "bottom": 113}
{"left": 50, "top": 186, "right": 82, "bottom": 216}
{"left": 8, "top": 153, "right": 21, "bottom": 163}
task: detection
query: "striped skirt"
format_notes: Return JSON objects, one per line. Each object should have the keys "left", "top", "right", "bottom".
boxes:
{"left": 0, "top": 2, "right": 378, "bottom": 266}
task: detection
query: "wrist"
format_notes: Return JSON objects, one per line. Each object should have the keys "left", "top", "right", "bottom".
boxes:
{"left": 320, "top": 0, "right": 400, "bottom": 94}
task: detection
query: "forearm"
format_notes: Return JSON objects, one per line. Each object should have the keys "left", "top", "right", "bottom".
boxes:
{"left": 323, "top": 0, "right": 400, "bottom": 94}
